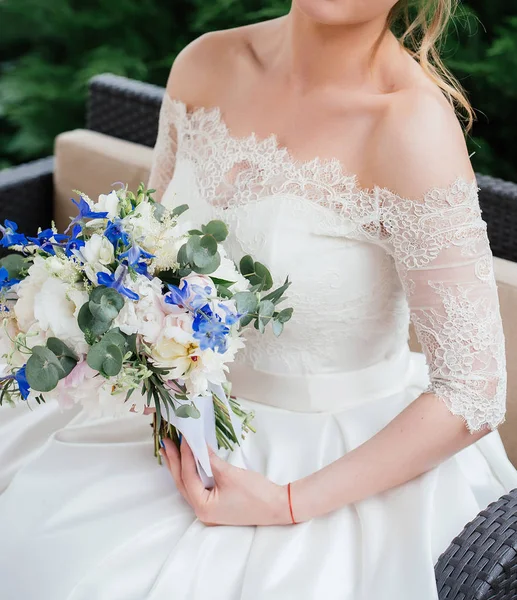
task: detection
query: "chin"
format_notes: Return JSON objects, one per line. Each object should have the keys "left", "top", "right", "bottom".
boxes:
{"left": 293, "top": 0, "right": 398, "bottom": 26}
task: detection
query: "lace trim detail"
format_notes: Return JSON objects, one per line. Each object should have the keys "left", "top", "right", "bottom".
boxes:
{"left": 413, "top": 281, "right": 506, "bottom": 432}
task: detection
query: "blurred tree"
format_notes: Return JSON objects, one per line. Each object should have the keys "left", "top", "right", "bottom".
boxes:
{"left": 0, "top": 0, "right": 516, "bottom": 182}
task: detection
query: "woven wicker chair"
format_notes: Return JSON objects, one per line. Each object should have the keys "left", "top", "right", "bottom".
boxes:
{"left": 0, "top": 73, "right": 517, "bottom": 598}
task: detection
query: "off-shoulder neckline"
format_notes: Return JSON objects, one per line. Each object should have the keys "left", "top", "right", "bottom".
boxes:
{"left": 163, "top": 94, "right": 479, "bottom": 203}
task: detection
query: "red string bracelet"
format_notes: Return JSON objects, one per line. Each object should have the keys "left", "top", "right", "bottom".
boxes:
{"left": 287, "top": 482, "right": 297, "bottom": 525}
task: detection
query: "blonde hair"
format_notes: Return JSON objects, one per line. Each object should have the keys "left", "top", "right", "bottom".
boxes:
{"left": 389, "top": 0, "right": 474, "bottom": 132}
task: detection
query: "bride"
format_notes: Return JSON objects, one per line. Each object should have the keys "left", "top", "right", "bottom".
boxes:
{"left": 2, "top": 1, "right": 517, "bottom": 599}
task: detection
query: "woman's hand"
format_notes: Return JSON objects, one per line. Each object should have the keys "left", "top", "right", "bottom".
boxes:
{"left": 160, "top": 438, "right": 292, "bottom": 527}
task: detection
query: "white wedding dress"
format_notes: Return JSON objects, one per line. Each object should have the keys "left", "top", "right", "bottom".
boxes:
{"left": 1, "top": 93, "right": 517, "bottom": 600}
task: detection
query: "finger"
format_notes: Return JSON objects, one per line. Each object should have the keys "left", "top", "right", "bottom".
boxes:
{"left": 207, "top": 446, "right": 229, "bottom": 478}
{"left": 180, "top": 440, "right": 206, "bottom": 501}
{"left": 162, "top": 439, "right": 190, "bottom": 502}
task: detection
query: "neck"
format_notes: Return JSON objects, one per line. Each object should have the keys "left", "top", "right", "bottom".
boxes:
{"left": 277, "top": 5, "right": 400, "bottom": 92}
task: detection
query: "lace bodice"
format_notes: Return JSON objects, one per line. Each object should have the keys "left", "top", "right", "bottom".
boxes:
{"left": 148, "top": 93, "right": 506, "bottom": 432}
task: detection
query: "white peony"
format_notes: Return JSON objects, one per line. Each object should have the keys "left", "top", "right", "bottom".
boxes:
{"left": 113, "top": 276, "right": 166, "bottom": 344}
{"left": 32, "top": 277, "right": 89, "bottom": 355}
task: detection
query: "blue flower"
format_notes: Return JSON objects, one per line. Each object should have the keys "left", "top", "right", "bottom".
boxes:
{"left": 97, "top": 266, "right": 139, "bottom": 301}
{"left": 165, "top": 280, "right": 191, "bottom": 309}
{"left": 14, "top": 365, "right": 30, "bottom": 400}
{"left": 65, "top": 225, "right": 85, "bottom": 257}
{"left": 28, "top": 228, "right": 69, "bottom": 255}
{"left": 119, "top": 243, "right": 154, "bottom": 265}
{"left": 66, "top": 198, "right": 108, "bottom": 233}
{"left": 217, "top": 302, "right": 241, "bottom": 326}
{"left": 104, "top": 219, "right": 130, "bottom": 247}
{"left": 189, "top": 284, "right": 216, "bottom": 311}
{"left": 192, "top": 304, "right": 230, "bottom": 353}
{"left": 0, "top": 220, "right": 28, "bottom": 248}
{"left": 0, "top": 267, "right": 19, "bottom": 292}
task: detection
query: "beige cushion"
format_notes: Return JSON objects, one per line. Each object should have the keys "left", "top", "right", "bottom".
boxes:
{"left": 410, "top": 255, "right": 517, "bottom": 466}
{"left": 54, "top": 128, "right": 517, "bottom": 465}
{"left": 53, "top": 129, "right": 153, "bottom": 232}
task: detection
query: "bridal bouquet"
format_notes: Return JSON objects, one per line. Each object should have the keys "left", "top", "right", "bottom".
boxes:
{"left": 0, "top": 184, "right": 292, "bottom": 483}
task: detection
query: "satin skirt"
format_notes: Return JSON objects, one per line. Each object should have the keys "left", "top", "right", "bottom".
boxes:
{"left": 1, "top": 351, "right": 516, "bottom": 600}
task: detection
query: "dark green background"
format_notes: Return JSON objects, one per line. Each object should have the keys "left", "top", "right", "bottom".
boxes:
{"left": 0, "top": 0, "right": 515, "bottom": 180}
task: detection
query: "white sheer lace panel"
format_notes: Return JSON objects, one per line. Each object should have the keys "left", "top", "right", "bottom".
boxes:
{"left": 151, "top": 93, "right": 507, "bottom": 433}
{"left": 147, "top": 93, "right": 179, "bottom": 202}
{"left": 379, "top": 179, "right": 506, "bottom": 432}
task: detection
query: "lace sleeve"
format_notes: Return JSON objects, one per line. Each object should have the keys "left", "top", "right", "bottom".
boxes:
{"left": 379, "top": 178, "right": 506, "bottom": 432}
{"left": 148, "top": 93, "right": 179, "bottom": 203}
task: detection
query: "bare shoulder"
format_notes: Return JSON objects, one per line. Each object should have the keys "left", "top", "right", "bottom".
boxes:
{"left": 364, "top": 81, "right": 475, "bottom": 199}
{"left": 164, "top": 21, "right": 271, "bottom": 110}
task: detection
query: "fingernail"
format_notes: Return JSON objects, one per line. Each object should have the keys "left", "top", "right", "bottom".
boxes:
{"left": 159, "top": 440, "right": 165, "bottom": 449}
{"left": 178, "top": 433, "right": 183, "bottom": 444}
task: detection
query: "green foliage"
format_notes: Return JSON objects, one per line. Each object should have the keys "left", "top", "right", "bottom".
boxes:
{"left": 0, "top": 0, "right": 516, "bottom": 180}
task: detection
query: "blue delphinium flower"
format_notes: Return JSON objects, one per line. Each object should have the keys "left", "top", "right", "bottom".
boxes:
{"left": 119, "top": 242, "right": 154, "bottom": 277}
{"left": 216, "top": 302, "right": 241, "bottom": 326}
{"left": 189, "top": 284, "right": 216, "bottom": 311}
{"left": 14, "top": 365, "right": 30, "bottom": 400}
{"left": 0, "top": 220, "right": 28, "bottom": 248}
{"left": 192, "top": 304, "right": 230, "bottom": 353}
{"left": 104, "top": 219, "right": 130, "bottom": 247}
{"left": 28, "top": 229, "right": 69, "bottom": 255}
{"left": 66, "top": 197, "right": 108, "bottom": 233}
{"left": 65, "top": 225, "right": 85, "bottom": 257}
{"left": 164, "top": 280, "right": 191, "bottom": 309}
{"left": 97, "top": 266, "right": 139, "bottom": 301}
{"left": 0, "top": 267, "right": 20, "bottom": 292}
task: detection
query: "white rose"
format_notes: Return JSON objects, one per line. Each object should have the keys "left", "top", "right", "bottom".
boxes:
{"left": 14, "top": 256, "right": 51, "bottom": 332}
{"left": 95, "top": 190, "right": 120, "bottom": 219}
{"left": 82, "top": 233, "right": 115, "bottom": 266}
{"left": 33, "top": 277, "right": 89, "bottom": 355}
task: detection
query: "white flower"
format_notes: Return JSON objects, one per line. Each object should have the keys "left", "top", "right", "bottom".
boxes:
{"left": 45, "top": 255, "right": 82, "bottom": 282}
{"left": 79, "top": 233, "right": 115, "bottom": 283}
{"left": 113, "top": 276, "right": 166, "bottom": 344}
{"left": 14, "top": 256, "right": 51, "bottom": 332}
{"left": 94, "top": 190, "right": 120, "bottom": 219}
{"left": 32, "top": 277, "right": 89, "bottom": 355}
{"left": 211, "top": 247, "right": 249, "bottom": 293}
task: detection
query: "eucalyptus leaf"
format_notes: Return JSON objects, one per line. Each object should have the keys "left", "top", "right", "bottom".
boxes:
{"left": 277, "top": 307, "right": 294, "bottom": 324}
{"left": 102, "top": 344, "right": 123, "bottom": 377}
{"left": 238, "top": 314, "right": 254, "bottom": 328}
{"left": 175, "top": 403, "right": 201, "bottom": 419}
{"left": 254, "top": 262, "right": 273, "bottom": 291}
{"left": 262, "top": 277, "right": 291, "bottom": 304}
{"left": 215, "top": 284, "right": 233, "bottom": 299}
{"left": 201, "top": 220, "right": 228, "bottom": 242}
{"left": 172, "top": 204, "right": 189, "bottom": 218}
{"left": 272, "top": 319, "right": 284, "bottom": 337}
{"left": 102, "top": 328, "right": 127, "bottom": 350}
{"left": 25, "top": 346, "right": 63, "bottom": 392}
{"left": 233, "top": 291, "right": 259, "bottom": 315}
{"left": 177, "top": 243, "right": 189, "bottom": 266}
{"left": 46, "top": 337, "right": 78, "bottom": 377}
{"left": 0, "top": 253, "right": 27, "bottom": 279}
{"left": 89, "top": 286, "right": 124, "bottom": 321}
{"left": 153, "top": 203, "right": 166, "bottom": 222}
{"left": 239, "top": 255, "right": 255, "bottom": 278}
{"left": 77, "top": 303, "right": 111, "bottom": 338}
{"left": 46, "top": 337, "right": 78, "bottom": 360}
{"left": 258, "top": 299, "right": 275, "bottom": 319}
